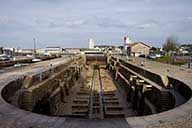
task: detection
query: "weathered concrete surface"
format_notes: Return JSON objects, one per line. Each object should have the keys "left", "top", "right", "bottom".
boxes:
{"left": 0, "top": 55, "right": 192, "bottom": 128}
{"left": 123, "top": 57, "right": 192, "bottom": 128}
{"left": 0, "top": 55, "right": 130, "bottom": 128}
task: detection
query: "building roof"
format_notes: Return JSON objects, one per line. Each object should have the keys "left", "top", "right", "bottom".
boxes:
{"left": 94, "top": 45, "right": 116, "bottom": 48}
{"left": 127, "top": 42, "right": 151, "bottom": 48}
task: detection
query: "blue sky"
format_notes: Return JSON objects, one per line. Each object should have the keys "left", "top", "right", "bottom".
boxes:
{"left": 0, "top": 0, "right": 192, "bottom": 48}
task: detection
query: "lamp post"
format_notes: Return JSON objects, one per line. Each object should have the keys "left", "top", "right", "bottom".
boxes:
{"left": 33, "top": 38, "right": 36, "bottom": 57}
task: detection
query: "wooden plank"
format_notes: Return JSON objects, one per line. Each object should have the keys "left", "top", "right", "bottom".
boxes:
{"left": 119, "top": 64, "right": 163, "bottom": 90}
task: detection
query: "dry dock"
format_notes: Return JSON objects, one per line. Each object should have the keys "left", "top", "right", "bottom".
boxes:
{"left": 0, "top": 55, "right": 192, "bottom": 128}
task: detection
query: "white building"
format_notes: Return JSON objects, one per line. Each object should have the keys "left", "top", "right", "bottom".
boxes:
{"left": 123, "top": 36, "right": 132, "bottom": 55}
{"left": 89, "top": 38, "right": 95, "bottom": 49}
{"left": 45, "top": 46, "right": 63, "bottom": 56}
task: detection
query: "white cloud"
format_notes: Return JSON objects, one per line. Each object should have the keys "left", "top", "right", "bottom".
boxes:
{"left": 138, "top": 23, "right": 158, "bottom": 29}
{"left": 0, "top": 16, "right": 9, "bottom": 25}
{"left": 0, "top": 0, "right": 192, "bottom": 48}
{"left": 186, "top": 16, "right": 192, "bottom": 21}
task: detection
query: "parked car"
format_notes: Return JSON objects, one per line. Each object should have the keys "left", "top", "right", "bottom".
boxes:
{"left": 155, "top": 54, "right": 161, "bottom": 58}
{"left": 32, "top": 58, "right": 42, "bottom": 62}
{"left": 147, "top": 53, "right": 162, "bottom": 59}
{"left": 139, "top": 54, "right": 146, "bottom": 58}
{"left": 0, "top": 56, "right": 10, "bottom": 61}
{"left": 147, "top": 54, "right": 157, "bottom": 59}
{"left": 14, "top": 63, "right": 29, "bottom": 68}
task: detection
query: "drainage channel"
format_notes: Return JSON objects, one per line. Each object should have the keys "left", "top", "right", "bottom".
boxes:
{"left": 61, "top": 65, "right": 131, "bottom": 118}
{"left": 88, "top": 65, "right": 104, "bottom": 119}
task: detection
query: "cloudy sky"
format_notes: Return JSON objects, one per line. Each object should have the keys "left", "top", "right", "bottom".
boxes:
{"left": 0, "top": 0, "right": 192, "bottom": 48}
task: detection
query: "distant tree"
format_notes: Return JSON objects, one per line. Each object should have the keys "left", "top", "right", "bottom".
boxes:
{"left": 150, "top": 47, "right": 160, "bottom": 53}
{"left": 163, "top": 36, "right": 180, "bottom": 54}
{"left": 150, "top": 47, "right": 157, "bottom": 51}
{"left": 163, "top": 36, "right": 180, "bottom": 64}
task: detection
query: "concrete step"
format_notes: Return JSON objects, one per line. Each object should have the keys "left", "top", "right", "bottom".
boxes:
{"left": 71, "top": 113, "right": 87, "bottom": 117}
{"left": 80, "top": 88, "right": 90, "bottom": 91}
{"left": 105, "top": 111, "right": 124, "bottom": 117}
{"left": 80, "top": 86, "right": 89, "bottom": 88}
{"left": 72, "top": 104, "right": 88, "bottom": 109}
{"left": 103, "top": 93, "right": 116, "bottom": 97}
{"left": 105, "top": 105, "right": 123, "bottom": 111}
{"left": 77, "top": 91, "right": 89, "bottom": 95}
{"left": 76, "top": 96, "right": 89, "bottom": 99}
{"left": 104, "top": 91, "right": 116, "bottom": 94}
{"left": 72, "top": 109, "right": 88, "bottom": 113}
{"left": 104, "top": 100, "right": 120, "bottom": 105}
{"left": 103, "top": 97, "right": 119, "bottom": 100}
{"left": 73, "top": 99, "right": 88, "bottom": 104}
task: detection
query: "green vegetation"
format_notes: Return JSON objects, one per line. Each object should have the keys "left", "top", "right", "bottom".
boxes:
{"left": 151, "top": 56, "right": 188, "bottom": 66}
{"left": 151, "top": 56, "right": 170, "bottom": 63}
{"left": 173, "top": 61, "right": 188, "bottom": 66}
{"left": 163, "top": 36, "right": 179, "bottom": 54}
{"left": 151, "top": 36, "right": 190, "bottom": 66}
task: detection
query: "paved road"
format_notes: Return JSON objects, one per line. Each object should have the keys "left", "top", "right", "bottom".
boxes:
{"left": 126, "top": 57, "right": 192, "bottom": 84}
{"left": 181, "top": 62, "right": 192, "bottom": 69}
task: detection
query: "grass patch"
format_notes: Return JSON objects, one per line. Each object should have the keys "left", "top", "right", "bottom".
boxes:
{"left": 151, "top": 56, "right": 188, "bottom": 65}
{"left": 151, "top": 56, "right": 170, "bottom": 63}
{"left": 173, "top": 61, "right": 188, "bottom": 65}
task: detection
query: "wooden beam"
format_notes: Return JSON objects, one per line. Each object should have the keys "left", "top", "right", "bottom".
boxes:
{"left": 119, "top": 64, "right": 163, "bottom": 91}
